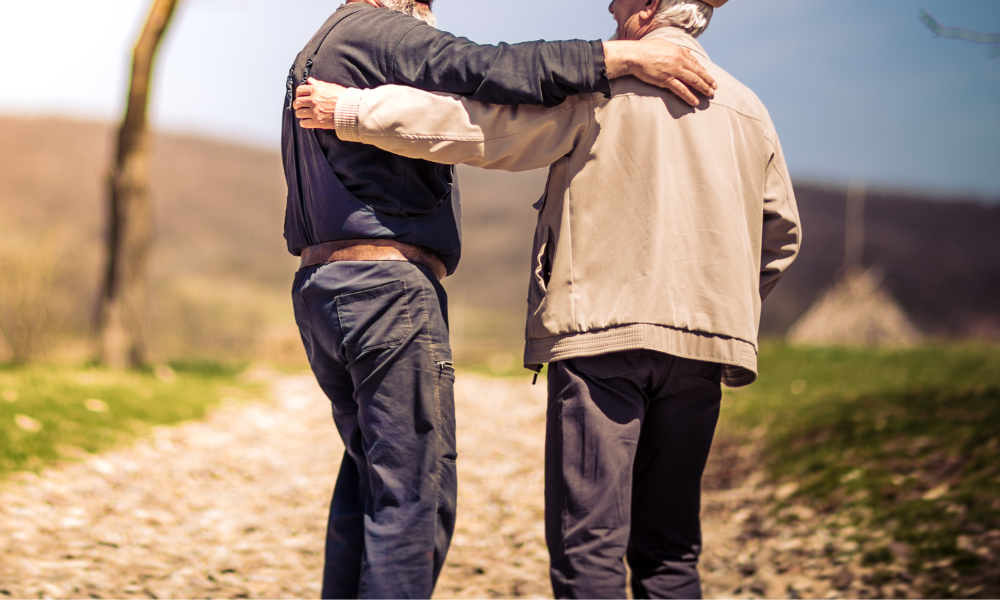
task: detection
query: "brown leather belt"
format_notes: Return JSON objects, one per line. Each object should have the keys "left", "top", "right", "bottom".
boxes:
{"left": 299, "top": 239, "right": 447, "bottom": 281}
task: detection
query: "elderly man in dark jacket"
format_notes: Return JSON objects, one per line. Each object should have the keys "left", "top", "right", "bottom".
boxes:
{"left": 282, "top": 1, "right": 716, "bottom": 597}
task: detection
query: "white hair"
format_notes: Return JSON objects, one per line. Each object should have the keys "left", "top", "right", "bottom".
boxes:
{"left": 379, "top": 0, "right": 437, "bottom": 28}
{"left": 652, "top": 0, "right": 713, "bottom": 38}
{"left": 414, "top": 3, "right": 437, "bottom": 28}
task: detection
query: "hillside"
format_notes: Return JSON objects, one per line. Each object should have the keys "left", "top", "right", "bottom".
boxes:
{"left": 0, "top": 117, "right": 297, "bottom": 363}
{"left": 1, "top": 117, "right": 998, "bottom": 363}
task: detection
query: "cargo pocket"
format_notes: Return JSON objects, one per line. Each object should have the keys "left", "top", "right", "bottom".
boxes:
{"left": 431, "top": 343, "right": 457, "bottom": 465}
{"left": 336, "top": 280, "right": 412, "bottom": 353}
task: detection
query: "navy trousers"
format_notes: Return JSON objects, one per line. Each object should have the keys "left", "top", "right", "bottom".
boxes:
{"left": 546, "top": 350, "right": 723, "bottom": 599}
{"left": 292, "top": 261, "right": 457, "bottom": 599}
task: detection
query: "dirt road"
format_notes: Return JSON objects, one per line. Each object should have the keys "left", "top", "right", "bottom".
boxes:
{"left": 0, "top": 373, "right": 896, "bottom": 599}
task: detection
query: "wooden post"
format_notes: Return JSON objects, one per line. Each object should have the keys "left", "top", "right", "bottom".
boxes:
{"left": 99, "top": 0, "right": 180, "bottom": 369}
{"left": 843, "top": 179, "right": 866, "bottom": 269}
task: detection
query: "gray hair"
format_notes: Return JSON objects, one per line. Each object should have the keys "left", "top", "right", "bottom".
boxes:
{"left": 379, "top": 0, "right": 437, "bottom": 28}
{"left": 652, "top": 0, "right": 713, "bottom": 38}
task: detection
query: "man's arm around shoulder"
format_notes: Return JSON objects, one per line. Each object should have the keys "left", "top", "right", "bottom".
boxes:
{"left": 313, "top": 82, "right": 594, "bottom": 172}
{"left": 340, "top": 0, "right": 716, "bottom": 107}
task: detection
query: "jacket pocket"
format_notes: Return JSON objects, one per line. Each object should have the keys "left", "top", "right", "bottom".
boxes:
{"left": 534, "top": 226, "right": 553, "bottom": 292}
{"left": 532, "top": 168, "right": 554, "bottom": 212}
{"left": 527, "top": 225, "right": 554, "bottom": 341}
{"left": 336, "top": 280, "right": 412, "bottom": 353}
{"left": 532, "top": 192, "right": 547, "bottom": 212}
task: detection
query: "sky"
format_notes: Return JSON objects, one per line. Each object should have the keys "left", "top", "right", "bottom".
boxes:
{"left": 1, "top": 0, "right": 998, "bottom": 197}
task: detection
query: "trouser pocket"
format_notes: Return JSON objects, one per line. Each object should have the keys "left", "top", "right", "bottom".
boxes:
{"left": 336, "top": 280, "right": 412, "bottom": 353}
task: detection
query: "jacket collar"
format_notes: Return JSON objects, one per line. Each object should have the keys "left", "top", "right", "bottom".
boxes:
{"left": 641, "top": 26, "right": 710, "bottom": 62}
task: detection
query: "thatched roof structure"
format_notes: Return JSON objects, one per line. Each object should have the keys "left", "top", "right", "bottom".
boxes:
{"left": 787, "top": 266, "right": 923, "bottom": 347}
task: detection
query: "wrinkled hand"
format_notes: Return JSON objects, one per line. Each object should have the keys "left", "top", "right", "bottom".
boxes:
{"left": 606, "top": 39, "right": 717, "bottom": 107}
{"left": 294, "top": 77, "right": 347, "bottom": 129}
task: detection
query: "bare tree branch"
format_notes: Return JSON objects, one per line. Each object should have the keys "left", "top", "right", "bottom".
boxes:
{"left": 920, "top": 10, "right": 1000, "bottom": 58}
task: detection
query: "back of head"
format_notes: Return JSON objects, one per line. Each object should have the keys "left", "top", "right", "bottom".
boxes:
{"left": 652, "top": 0, "right": 714, "bottom": 38}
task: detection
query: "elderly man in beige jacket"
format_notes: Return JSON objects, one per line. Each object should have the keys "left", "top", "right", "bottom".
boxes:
{"left": 294, "top": 0, "right": 801, "bottom": 596}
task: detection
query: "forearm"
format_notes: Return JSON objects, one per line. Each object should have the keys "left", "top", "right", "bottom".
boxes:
{"left": 603, "top": 41, "right": 635, "bottom": 80}
{"left": 394, "top": 28, "right": 610, "bottom": 107}
{"left": 396, "top": 34, "right": 712, "bottom": 108}
{"left": 334, "top": 86, "right": 590, "bottom": 171}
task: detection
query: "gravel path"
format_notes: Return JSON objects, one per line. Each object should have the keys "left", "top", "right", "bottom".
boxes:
{"left": 0, "top": 373, "right": 907, "bottom": 599}
{"left": 0, "top": 374, "right": 335, "bottom": 599}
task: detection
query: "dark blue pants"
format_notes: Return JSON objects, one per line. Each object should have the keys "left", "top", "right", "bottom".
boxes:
{"left": 546, "top": 350, "right": 723, "bottom": 599}
{"left": 292, "top": 261, "right": 457, "bottom": 599}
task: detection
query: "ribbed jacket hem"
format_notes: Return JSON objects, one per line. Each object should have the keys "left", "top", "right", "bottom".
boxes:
{"left": 524, "top": 323, "right": 759, "bottom": 387}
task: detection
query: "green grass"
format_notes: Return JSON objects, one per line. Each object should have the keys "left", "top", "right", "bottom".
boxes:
{"left": 727, "top": 343, "right": 1000, "bottom": 597}
{"left": 0, "top": 362, "right": 263, "bottom": 478}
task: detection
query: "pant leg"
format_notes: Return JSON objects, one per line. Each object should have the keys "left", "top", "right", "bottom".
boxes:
{"left": 545, "top": 350, "right": 646, "bottom": 599}
{"left": 294, "top": 267, "right": 367, "bottom": 599}
{"left": 317, "top": 362, "right": 370, "bottom": 599}
{"left": 344, "top": 269, "right": 457, "bottom": 600}
{"left": 628, "top": 357, "right": 722, "bottom": 600}
{"left": 293, "top": 261, "right": 457, "bottom": 599}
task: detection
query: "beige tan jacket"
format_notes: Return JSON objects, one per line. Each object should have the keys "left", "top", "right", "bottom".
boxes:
{"left": 334, "top": 27, "right": 801, "bottom": 386}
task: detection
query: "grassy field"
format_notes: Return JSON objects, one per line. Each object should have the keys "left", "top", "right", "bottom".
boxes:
{"left": 726, "top": 343, "right": 1000, "bottom": 597}
{"left": 0, "top": 362, "right": 263, "bottom": 478}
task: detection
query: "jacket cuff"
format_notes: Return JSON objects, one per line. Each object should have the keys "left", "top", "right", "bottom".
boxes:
{"left": 334, "top": 87, "right": 364, "bottom": 143}
{"left": 590, "top": 40, "right": 612, "bottom": 99}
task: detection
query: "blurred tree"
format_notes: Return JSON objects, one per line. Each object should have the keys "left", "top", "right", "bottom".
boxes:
{"left": 99, "top": 0, "right": 181, "bottom": 369}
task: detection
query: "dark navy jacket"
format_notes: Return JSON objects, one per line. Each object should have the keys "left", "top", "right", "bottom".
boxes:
{"left": 282, "top": 3, "right": 611, "bottom": 275}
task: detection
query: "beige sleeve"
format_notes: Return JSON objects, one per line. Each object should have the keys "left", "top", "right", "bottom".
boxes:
{"left": 759, "top": 130, "right": 803, "bottom": 301}
{"left": 333, "top": 87, "right": 364, "bottom": 143}
{"left": 333, "top": 84, "right": 595, "bottom": 172}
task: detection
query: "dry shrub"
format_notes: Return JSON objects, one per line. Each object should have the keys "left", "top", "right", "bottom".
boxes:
{"left": 0, "top": 240, "right": 60, "bottom": 362}
{"left": 0, "top": 241, "right": 298, "bottom": 365}
{"left": 149, "top": 277, "right": 273, "bottom": 362}
{"left": 0, "top": 234, "right": 97, "bottom": 363}
{"left": 254, "top": 323, "right": 308, "bottom": 366}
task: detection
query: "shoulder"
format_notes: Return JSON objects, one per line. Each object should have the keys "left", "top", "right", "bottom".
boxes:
{"left": 709, "top": 64, "right": 772, "bottom": 124}
{"left": 609, "top": 60, "right": 773, "bottom": 127}
{"left": 324, "top": 4, "right": 431, "bottom": 47}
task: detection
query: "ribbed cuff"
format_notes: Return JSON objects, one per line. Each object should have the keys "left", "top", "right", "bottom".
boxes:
{"left": 590, "top": 40, "right": 612, "bottom": 99}
{"left": 334, "top": 87, "right": 364, "bottom": 143}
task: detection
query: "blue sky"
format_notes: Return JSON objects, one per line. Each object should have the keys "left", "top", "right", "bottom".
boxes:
{"left": 1, "top": 0, "right": 998, "bottom": 196}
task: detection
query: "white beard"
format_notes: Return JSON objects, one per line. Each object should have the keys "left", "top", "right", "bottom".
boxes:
{"left": 379, "top": 0, "right": 414, "bottom": 12}
{"left": 380, "top": 0, "right": 437, "bottom": 28}
{"left": 414, "top": 4, "right": 437, "bottom": 27}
